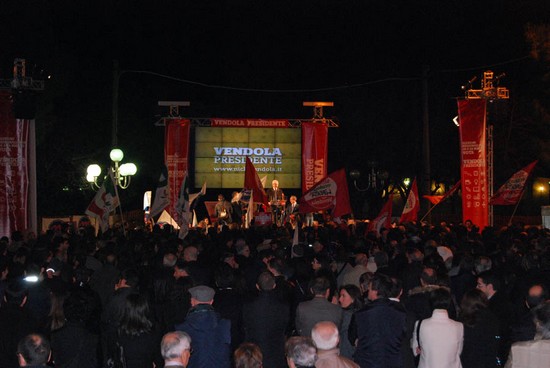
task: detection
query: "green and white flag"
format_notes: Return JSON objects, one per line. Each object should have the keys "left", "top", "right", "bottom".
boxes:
{"left": 85, "top": 170, "right": 119, "bottom": 233}
{"left": 149, "top": 165, "right": 170, "bottom": 219}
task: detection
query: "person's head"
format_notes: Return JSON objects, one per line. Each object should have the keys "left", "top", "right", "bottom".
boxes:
{"left": 116, "top": 268, "right": 139, "bottom": 290}
{"left": 218, "top": 194, "right": 225, "bottom": 202}
{"left": 119, "top": 293, "right": 153, "bottom": 337}
{"left": 474, "top": 256, "right": 492, "bottom": 275}
{"left": 256, "top": 271, "right": 276, "bottom": 291}
{"left": 289, "top": 196, "right": 297, "bottom": 205}
{"left": 161, "top": 331, "right": 192, "bottom": 367}
{"left": 359, "top": 271, "right": 375, "bottom": 295}
{"left": 285, "top": 336, "right": 317, "bottom": 368}
{"left": 354, "top": 252, "right": 368, "bottom": 267}
{"left": 235, "top": 242, "right": 250, "bottom": 257}
{"left": 420, "top": 267, "right": 438, "bottom": 287}
{"left": 183, "top": 246, "right": 198, "bottom": 262}
{"left": 429, "top": 287, "right": 452, "bottom": 311}
{"left": 272, "top": 180, "right": 279, "bottom": 189}
{"left": 173, "top": 259, "right": 189, "bottom": 280}
{"left": 460, "top": 288, "right": 489, "bottom": 327}
{"left": 367, "top": 273, "right": 393, "bottom": 301}
{"left": 189, "top": 285, "right": 215, "bottom": 307}
{"left": 311, "top": 321, "right": 339, "bottom": 351}
{"left": 338, "top": 285, "right": 363, "bottom": 310}
{"left": 476, "top": 271, "right": 501, "bottom": 299}
{"left": 234, "top": 342, "right": 263, "bottom": 368}
{"left": 163, "top": 252, "right": 177, "bottom": 268}
{"left": 310, "top": 277, "right": 331, "bottom": 298}
{"left": 17, "top": 334, "right": 50, "bottom": 366}
{"left": 526, "top": 284, "right": 548, "bottom": 309}
{"left": 533, "top": 301, "right": 550, "bottom": 339}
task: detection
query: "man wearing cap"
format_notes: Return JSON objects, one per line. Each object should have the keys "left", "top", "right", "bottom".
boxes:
{"left": 175, "top": 285, "right": 231, "bottom": 368}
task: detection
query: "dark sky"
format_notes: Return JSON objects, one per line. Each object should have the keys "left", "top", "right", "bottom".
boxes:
{"left": 1, "top": 1, "right": 548, "bottom": 214}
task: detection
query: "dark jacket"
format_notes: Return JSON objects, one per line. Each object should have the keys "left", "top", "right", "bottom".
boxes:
{"left": 460, "top": 308, "right": 500, "bottom": 368}
{"left": 175, "top": 304, "right": 231, "bottom": 368}
{"left": 349, "top": 298, "right": 407, "bottom": 368}
{"left": 243, "top": 291, "right": 290, "bottom": 368}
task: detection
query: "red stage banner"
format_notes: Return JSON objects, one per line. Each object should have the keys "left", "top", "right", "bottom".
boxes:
{"left": 302, "top": 122, "right": 328, "bottom": 193}
{"left": 458, "top": 99, "right": 488, "bottom": 229}
{"left": 0, "top": 91, "right": 29, "bottom": 237}
{"left": 211, "top": 119, "right": 290, "bottom": 128}
{"left": 165, "top": 119, "right": 191, "bottom": 222}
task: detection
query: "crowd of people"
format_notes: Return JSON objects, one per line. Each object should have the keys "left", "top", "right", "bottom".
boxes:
{"left": 1, "top": 213, "right": 550, "bottom": 368}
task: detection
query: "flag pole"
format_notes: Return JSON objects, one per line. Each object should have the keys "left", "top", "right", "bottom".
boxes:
{"left": 507, "top": 189, "right": 527, "bottom": 226}
{"left": 112, "top": 169, "right": 126, "bottom": 236}
{"left": 419, "top": 200, "right": 440, "bottom": 223}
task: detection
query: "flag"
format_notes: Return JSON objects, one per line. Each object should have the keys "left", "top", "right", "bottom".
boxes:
{"left": 368, "top": 195, "right": 393, "bottom": 235}
{"left": 189, "top": 181, "right": 207, "bottom": 208}
{"left": 244, "top": 157, "right": 269, "bottom": 206}
{"left": 192, "top": 210, "right": 198, "bottom": 228}
{"left": 400, "top": 178, "right": 419, "bottom": 223}
{"left": 260, "top": 175, "right": 267, "bottom": 188}
{"left": 245, "top": 189, "right": 254, "bottom": 229}
{"left": 490, "top": 161, "right": 538, "bottom": 205}
{"left": 149, "top": 166, "right": 170, "bottom": 219}
{"left": 291, "top": 225, "right": 300, "bottom": 258}
{"left": 176, "top": 172, "right": 190, "bottom": 239}
{"left": 85, "top": 171, "right": 119, "bottom": 233}
{"left": 423, "top": 180, "right": 461, "bottom": 206}
{"left": 298, "top": 168, "right": 352, "bottom": 218}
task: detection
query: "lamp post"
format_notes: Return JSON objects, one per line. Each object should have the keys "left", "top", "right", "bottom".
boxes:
{"left": 86, "top": 148, "right": 137, "bottom": 189}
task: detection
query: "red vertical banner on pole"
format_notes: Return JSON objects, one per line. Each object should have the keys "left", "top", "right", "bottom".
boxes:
{"left": 301, "top": 122, "right": 328, "bottom": 193}
{"left": 458, "top": 99, "right": 488, "bottom": 229}
{"left": 0, "top": 91, "right": 29, "bottom": 237}
{"left": 164, "top": 119, "right": 190, "bottom": 222}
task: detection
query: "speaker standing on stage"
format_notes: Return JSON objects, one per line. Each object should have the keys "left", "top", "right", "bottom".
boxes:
{"left": 266, "top": 180, "right": 285, "bottom": 225}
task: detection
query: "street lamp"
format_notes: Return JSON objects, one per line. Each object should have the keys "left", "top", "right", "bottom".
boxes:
{"left": 86, "top": 148, "right": 137, "bottom": 189}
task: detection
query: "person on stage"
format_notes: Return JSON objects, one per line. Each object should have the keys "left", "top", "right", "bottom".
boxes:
{"left": 285, "top": 195, "right": 300, "bottom": 224}
{"left": 215, "top": 194, "right": 233, "bottom": 226}
{"left": 266, "top": 180, "right": 285, "bottom": 225}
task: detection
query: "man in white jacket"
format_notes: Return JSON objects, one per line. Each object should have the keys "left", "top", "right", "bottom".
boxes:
{"left": 411, "top": 287, "right": 463, "bottom": 368}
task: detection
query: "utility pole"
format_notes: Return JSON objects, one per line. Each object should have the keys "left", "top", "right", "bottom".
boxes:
{"left": 421, "top": 65, "right": 431, "bottom": 221}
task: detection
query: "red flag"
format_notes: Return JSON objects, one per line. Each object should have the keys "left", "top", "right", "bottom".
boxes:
{"left": 244, "top": 157, "right": 269, "bottom": 206}
{"left": 490, "top": 161, "right": 538, "bottom": 205}
{"left": 368, "top": 195, "right": 393, "bottom": 234}
{"left": 298, "top": 168, "right": 352, "bottom": 218}
{"left": 400, "top": 179, "right": 419, "bottom": 223}
{"left": 423, "top": 180, "right": 461, "bottom": 206}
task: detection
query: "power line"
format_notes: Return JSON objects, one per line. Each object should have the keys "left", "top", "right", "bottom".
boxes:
{"left": 120, "top": 54, "right": 532, "bottom": 93}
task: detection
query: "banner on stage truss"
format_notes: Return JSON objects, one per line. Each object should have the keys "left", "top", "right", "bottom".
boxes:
{"left": 165, "top": 118, "right": 191, "bottom": 222}
{"left": 458, "top": 99, "right": 488, "bottom": 229}
{"left": 302, "top": 122, "right": 328, "bottom": 193}
{"left": 0, "top": 91, "right": 29, "bottom": 237}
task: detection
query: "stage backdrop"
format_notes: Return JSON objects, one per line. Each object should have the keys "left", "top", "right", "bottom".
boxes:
{"left": 458, "top": 99, "right": 488, "bottom": 229}
{"left": 0, "top": 91, "right": 29, "bottom": 237}
{"left": 165, "top": 118, "right": 191, "bottom": 222}
{"left": 194, "top": 119, "right": 302, "bottom": 188}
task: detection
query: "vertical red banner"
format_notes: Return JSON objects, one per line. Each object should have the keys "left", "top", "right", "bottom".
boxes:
{"left": 301, "top": 122, "right": 328, "bottom": 193}
{"left": 458, "top": 99, "right": 488, "bottom": 229}
{"left": 0, "top": 91, "right": 29, "bottom": 237}
{"left": 164, "top": 118, "right": 190, "bottom": 222}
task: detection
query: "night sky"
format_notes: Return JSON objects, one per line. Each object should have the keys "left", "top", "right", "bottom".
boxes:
{"left": 1, "top": 1, "right": 549, "bottom": 216}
